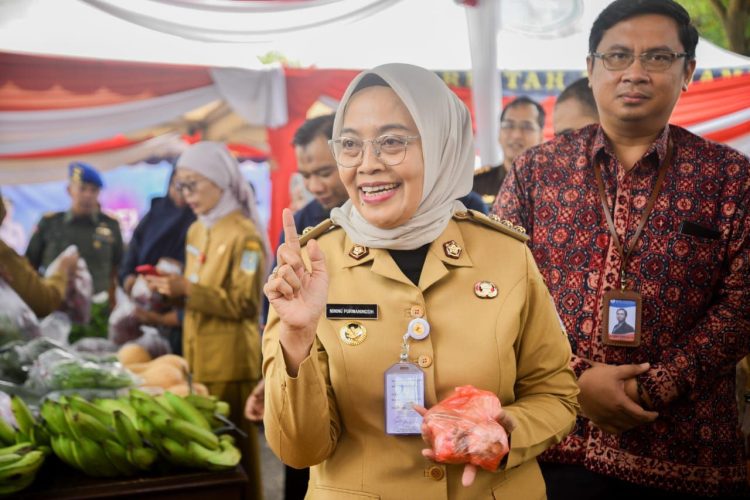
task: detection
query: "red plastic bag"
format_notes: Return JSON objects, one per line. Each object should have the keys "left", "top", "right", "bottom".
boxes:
{"left": 421, "top": 385, "right": 509, "bottom": 472}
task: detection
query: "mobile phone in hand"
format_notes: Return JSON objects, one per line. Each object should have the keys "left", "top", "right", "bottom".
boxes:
{"left": 135, "top": 264, "right": 162, "bottom": 276}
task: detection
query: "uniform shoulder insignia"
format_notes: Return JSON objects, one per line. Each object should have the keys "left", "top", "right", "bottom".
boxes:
{"left": 457, "top": 209, "right": 529, "bottom": 243}
{"left": 240, "top": 247, "right": 260, "bottom": 274}
{"left": 42, "top": 211, "right": 58, "bottom": 219}
{"left": 474, "top": 165, "right": 492, "bottom": 176}
{"left": 298, "top": 219, "right": 340, "bottom": 247}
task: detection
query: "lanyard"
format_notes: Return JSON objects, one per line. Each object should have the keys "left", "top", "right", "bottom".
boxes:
{"left": 594, "top": 139, "right": 673, "bottom": 290}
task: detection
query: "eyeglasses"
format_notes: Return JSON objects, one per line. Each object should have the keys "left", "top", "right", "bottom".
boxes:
{"left": 589, "top": 50, "right": 688, "bottom": 72}
{"left": 328, "top": 134, "right": 420, "bottom": 169}
{"left": 174, "top": 179, "right": 202, "bottom": 194}
{"left": 500, "top": 121, "right": 540, "bottom": 133}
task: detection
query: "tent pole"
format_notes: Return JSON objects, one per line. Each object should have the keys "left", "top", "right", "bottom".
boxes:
{"left": 465, "top": 0, "right": 502, "bottom": 169}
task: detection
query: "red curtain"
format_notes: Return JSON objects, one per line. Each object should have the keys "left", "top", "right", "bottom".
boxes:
{"left": 2, "top": 53, "right": 747, "bottom": 247}
{"left": 266, "top": 68, "right": 358, "bottom": 246}
{"left": 0, "top": 52, "right": 212, "bottom": 111}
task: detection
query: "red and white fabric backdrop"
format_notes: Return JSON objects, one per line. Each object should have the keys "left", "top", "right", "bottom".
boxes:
{"left": 1, "top": 53, "right": 748, "bottom": 246}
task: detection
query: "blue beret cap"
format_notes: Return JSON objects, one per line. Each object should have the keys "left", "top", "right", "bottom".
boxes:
{"left": 69, "top": 162, "right": 103, "bottom": 188}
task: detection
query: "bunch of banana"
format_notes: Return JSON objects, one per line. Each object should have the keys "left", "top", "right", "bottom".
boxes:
{"left": 0, "top": 443, "right": 45, "bottom": 496}
{"left": 40, "top": 395, "right": 157, "bottom": 477}
{"left": 184, "top": 394, "right": 231, "bottom": 430}
{"left": 0, "top": 396, "right": 48, "bottom": 495}
{"left": 9, "top": 395, "right": 50, "bottom": 451}
{"left": 130, "top": 389, "right": 241, "bottom": 471}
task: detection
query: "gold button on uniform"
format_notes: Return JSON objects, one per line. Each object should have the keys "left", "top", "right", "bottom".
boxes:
{"left": 426, "top": 465, "right": 444, "bottom": 481}
{"left": 417, "top": 354, "right": 432, "bottom": 368}
{"left": 409, "top": 305, "right": 424, "bottom": 318}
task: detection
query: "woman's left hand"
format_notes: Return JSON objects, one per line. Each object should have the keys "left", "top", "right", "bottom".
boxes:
{"left": 145, "top": 274, "right": 190, "bottom": 298}
{"left": 414, "top": 405, "right": 517, "bottom": 487}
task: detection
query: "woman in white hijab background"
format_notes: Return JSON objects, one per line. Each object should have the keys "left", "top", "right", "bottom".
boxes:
{"left": 147, "top": 141, "right": 267, "bottom": 500}
{"left": 262, "top": 64, "right": 579, "bottom": 499}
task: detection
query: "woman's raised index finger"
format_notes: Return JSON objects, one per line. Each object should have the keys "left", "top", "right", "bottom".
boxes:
{"left": 282, "top": 208, "right": 301, "bottom": 252}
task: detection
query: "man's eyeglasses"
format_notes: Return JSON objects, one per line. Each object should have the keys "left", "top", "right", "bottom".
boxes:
{"left": 500, "top": 121, "right": 540, "bottom": 133}
{"left": 174, "top": 179, "right": 202, "bottom": 194}
{"left": 589, "top": 50, "right": 688, "bottom": 72}
{"left": 328, "top": 134, "right": 420, "bottom": 169}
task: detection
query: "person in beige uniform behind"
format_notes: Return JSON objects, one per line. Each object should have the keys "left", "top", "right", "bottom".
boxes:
{"left": 146, "top": 142, "right": 268, "bottom": 499}
{"left": 262, "top": 63, "right": 578, "bottom": 500}
{"left": 0, "top": 190, "right": 78, "bottom": 318}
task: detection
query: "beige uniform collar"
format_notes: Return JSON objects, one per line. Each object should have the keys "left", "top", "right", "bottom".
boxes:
{"left": 340, "top": 219, "right": 473, "bottom": 290}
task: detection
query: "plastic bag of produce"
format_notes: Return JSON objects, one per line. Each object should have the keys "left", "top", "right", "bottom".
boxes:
{"left": 69, "top": 292, "right": 110, "bottom": 344}
{"left": 132, "top": 258, "right": 178, "bottom": 312}
{"left": 72, "top": 337, "right": 118, "bottom": 355}
{"left": 420, "top": 385, "right": 509, "bottom": 472}
{"left": 130, "top": 275, "right": 155, "bottom": 309}
{"left": 0, "top": 391, "right": 15, "bottom": 428}
{"left": 108, "top": 288, "right": 140, "bottom": 345}
{"left": 132, "top": 327, "right": 171, "bottom": 358}
{"left": 45, "top": 245, "right": 93, "bottom": 325}
{"left": 39, "top": 311, "right": 71, "bottom": 345}
{"left": 0, "top": 342, "right": 27, "bottom": 384}
{"left": 0, "top": 279, "right": 41, "bottom": 346}
{"left": 0, "top": 337, "right": 70, "bottom": 384}
{"left": 25, "top": 348, "right": 138, "bottom": 392}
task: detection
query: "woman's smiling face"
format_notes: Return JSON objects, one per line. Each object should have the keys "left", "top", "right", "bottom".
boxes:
{"left": 337, "top": 85, "right": 424, "bottom": 229}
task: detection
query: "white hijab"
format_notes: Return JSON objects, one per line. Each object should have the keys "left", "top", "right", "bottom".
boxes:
{"left": 176, "top": 141, "right": 271, "bottom": 260}
{"left": 329, "top": 63, "right": 475, "bottom": 250}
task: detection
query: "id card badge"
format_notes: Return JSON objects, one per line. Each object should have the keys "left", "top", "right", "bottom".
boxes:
{"left": 601, "top": 289, "right": 642, "bottom": 347}
{"left": 384, "top": 362, "right": 424, "bottom": 435}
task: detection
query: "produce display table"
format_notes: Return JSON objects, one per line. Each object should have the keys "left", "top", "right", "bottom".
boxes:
{"left": 17, "top": 461, "right": 248, "bottom": 500}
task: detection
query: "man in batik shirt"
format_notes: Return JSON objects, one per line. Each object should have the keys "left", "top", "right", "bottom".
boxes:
{"left": 494, "top": 0, "right": 750, "bottom": 498}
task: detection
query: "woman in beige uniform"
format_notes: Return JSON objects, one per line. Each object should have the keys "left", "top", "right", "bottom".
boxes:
{"left": 147, "top": 142, "right": 267, "bottom": 499}
{"left": 0, "top": 191, "right": 78, "bottom": 317}
{"left": 263, "top": 64, "right": 579, "bottom": 499}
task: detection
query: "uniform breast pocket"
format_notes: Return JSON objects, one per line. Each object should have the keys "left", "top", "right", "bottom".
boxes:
{"left": 666, "top": 231, "right": 724, "bottom": 288}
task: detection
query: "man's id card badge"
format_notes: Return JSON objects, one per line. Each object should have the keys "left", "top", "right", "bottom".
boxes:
{"left": 601, "top": 289, "right": 642, "bottom": 347}
{"left": 385, "top": 362, "right": 424, "bottom": 435}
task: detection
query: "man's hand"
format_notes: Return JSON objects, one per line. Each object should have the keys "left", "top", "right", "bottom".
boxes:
{"left": 577, "top": 362, "right": 658, "bottom": 434}
{"left": 123, "top": 274, "right": 137, "bottom": 295}
{"left": 244, "top": 379, "right": 265, "bottom": 422}
{"left": 134, "top": 307, "right": 160, "bottom": 325}
{"left": 57, "top": 250, "right": 80, "bottom": 277}
{"left": 145, "top": 274, "right": 190, "bottom": 298}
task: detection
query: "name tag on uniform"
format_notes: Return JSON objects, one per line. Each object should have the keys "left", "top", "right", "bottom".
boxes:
{"left": 326, "top": 304, "right": 378, "bottom": 320}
